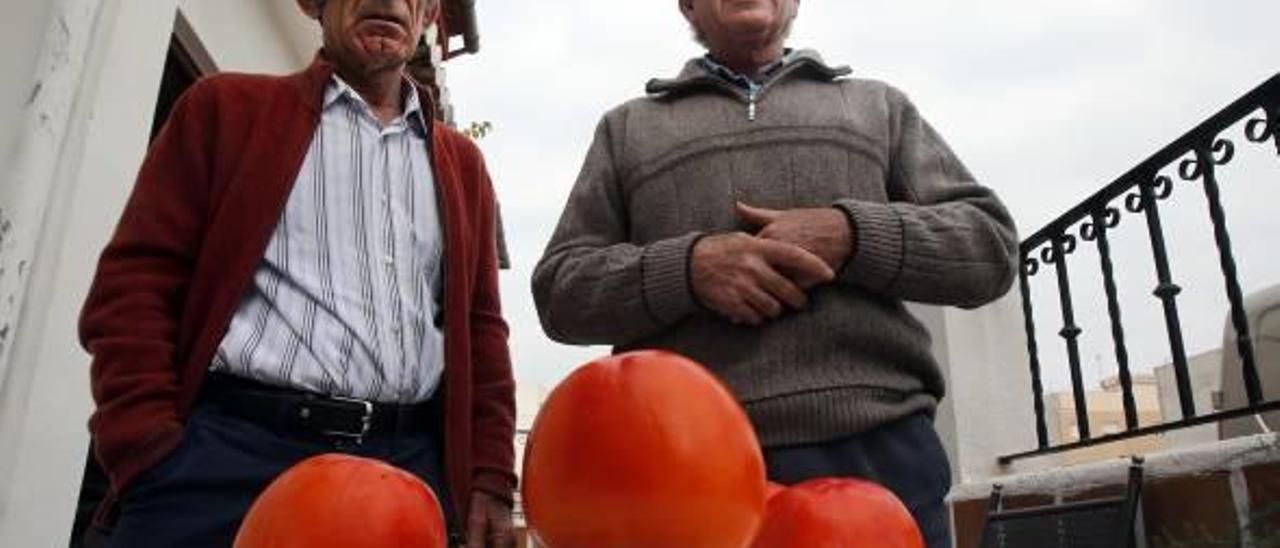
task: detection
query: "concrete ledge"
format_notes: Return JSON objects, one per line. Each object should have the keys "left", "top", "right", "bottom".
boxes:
{"left": 949, "top": 434, "right": 1280, "bottom": 548}
{"left": 950, "top": 432, "right": 1280, "bottom": 501}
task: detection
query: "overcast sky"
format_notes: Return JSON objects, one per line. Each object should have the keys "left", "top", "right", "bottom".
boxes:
{"left": 441, "top": 1, "right": 1280, "bottom": 395}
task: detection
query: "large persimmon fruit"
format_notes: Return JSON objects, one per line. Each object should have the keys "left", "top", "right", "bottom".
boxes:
{"left": 765, "top": 481, "right": 786, "bottom": 501}
{"left": 750, "top": 478, "right": 924, "bottom": 548}
{"left": 234, "top": 454, "right": 447, "bottom": 548}
{"left": 522, "top": 350, "right": 766, "bottom": 548}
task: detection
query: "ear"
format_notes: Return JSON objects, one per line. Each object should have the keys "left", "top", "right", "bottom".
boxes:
{"left": 678, "top": 0, "right": 696, "bottom": 22}
{"left": 295, "top": 0, "right": 322, "bottom": 21}
{"left": 423, "top": 0, "right": 442, "bottom": 28}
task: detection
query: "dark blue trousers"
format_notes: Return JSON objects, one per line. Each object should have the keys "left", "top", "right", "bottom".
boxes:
{"left": 763, "top": 413, "right": 953, "bottom": 548}
{"left": 102, "top": 401, "right": 454, "bottom": 548}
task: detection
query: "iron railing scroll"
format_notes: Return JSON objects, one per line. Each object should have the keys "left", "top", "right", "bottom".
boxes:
{"left": 1001, "top": 73, "right": 1280, "bottom": 464}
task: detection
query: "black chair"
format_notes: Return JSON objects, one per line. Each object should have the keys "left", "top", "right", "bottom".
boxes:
{"left": 978, "top": 457, "right": 1144, "bottom": 548}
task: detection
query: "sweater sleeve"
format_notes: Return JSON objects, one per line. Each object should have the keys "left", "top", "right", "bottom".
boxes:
{"left": 834, "top": 88, "right": 1018, "bottom": 309}
{"left": 78, "top": 80, "right": 215, "bottom": 493}
{"left": 532, "top": 114, "right": 703, "bottom": 346}
{"left": 456, "top": 136, "right": 518, "bottom": 506}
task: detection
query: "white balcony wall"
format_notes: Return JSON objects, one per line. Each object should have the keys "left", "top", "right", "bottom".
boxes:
{"left": 912, "top": 291, "right": 1043, "bottom": 484}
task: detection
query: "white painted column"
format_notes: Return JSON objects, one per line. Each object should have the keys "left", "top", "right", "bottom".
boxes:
{"left": 0, "top": 0, "right": 179, "bottom": 544}
{"left": 912, "top": 290, "right": 1044, "bottom": 485}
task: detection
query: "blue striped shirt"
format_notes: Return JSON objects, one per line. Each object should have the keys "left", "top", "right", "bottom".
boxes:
{"left": 211, "top": 75, "right": 445, "bottom": 404}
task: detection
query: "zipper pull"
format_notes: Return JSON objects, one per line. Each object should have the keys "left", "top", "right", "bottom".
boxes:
{"left": 747, "top": 88, "right": 759, "bottom": 122}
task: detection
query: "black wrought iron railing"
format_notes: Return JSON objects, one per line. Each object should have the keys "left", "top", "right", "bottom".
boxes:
{"left": 1001, "top": 73, "right": 1280, "bottom": 464}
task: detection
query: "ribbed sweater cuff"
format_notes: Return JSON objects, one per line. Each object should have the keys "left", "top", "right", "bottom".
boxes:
{"left": 640, "top": 232, "right": 704, "bottom": 325}
{"left": 834, "top": 200, "right": 904, "bottom": 292}
{"left": 472, "top": 469, "right": 517, "bottom": 507}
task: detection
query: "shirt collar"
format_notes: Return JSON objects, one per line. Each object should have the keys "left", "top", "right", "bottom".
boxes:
{"left": 699, "top": 49, "right": 797, "bottom": 91}
{"left": 324, "top": 74, "right": 428, "bottom": 134}
{"left": 647, "top": 49, "right": 852, "bottom": 97}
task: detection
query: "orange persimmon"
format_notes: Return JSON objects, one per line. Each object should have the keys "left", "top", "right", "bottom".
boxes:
{"left": 751, "top": 478, "right": 924, "bottom": 548}
{"left": 234, "top": 454, "right": 447, "bottom": 548}
{"left": 523, "top": 350, "right": 767, "bottom": 548}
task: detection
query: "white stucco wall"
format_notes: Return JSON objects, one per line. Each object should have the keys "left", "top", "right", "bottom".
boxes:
{"left": 179, "top": 0, "right": 318, "bottom": 73}
{"left": 0, "top": 1, "right": 55, "bottom": 167}
{"left": 915, "top": 291, "right": 1043, "bottom": 485}
{"left": 0, "top": 1, "right": 318, "bottom": 545}
{"left": 0, "top": 0, "right": 178, "bottom": 544}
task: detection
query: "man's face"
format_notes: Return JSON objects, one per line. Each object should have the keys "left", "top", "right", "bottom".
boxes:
{"left": 299, "top": 0, "right": 438, "bottom": 74}
{"left": 681, "top": 0, "right": 798, "bottom": 52}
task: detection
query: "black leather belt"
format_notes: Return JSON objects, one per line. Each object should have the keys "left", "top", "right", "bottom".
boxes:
{"left": 201, "top": 372, "right": 441, "bottom": 444}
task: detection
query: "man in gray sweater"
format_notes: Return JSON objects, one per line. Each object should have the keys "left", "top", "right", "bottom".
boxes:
{"left": 532, "top": 1, "right": 1017, "bottom": 545}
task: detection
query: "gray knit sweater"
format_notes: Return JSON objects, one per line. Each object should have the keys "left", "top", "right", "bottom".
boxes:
{"left": 532, "top": 50, "right": 1018, "bottom": 447}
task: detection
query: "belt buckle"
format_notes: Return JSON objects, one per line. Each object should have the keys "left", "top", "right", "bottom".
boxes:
{"left": 321, "top": 395, "right": 374, "bottom": 445}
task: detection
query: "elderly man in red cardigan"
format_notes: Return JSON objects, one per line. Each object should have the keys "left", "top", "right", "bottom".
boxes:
{"left": 78, "top": 0, "right": 516, "bottom": 546}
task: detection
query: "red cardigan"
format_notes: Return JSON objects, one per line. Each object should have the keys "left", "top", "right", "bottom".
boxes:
{"left": 79, "top": 56, "right": 516, "bottom": 521}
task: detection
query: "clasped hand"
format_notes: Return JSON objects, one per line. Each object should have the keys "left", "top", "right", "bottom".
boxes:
{"left": 690, "top": 202, "right": 854, "bottom": 325}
